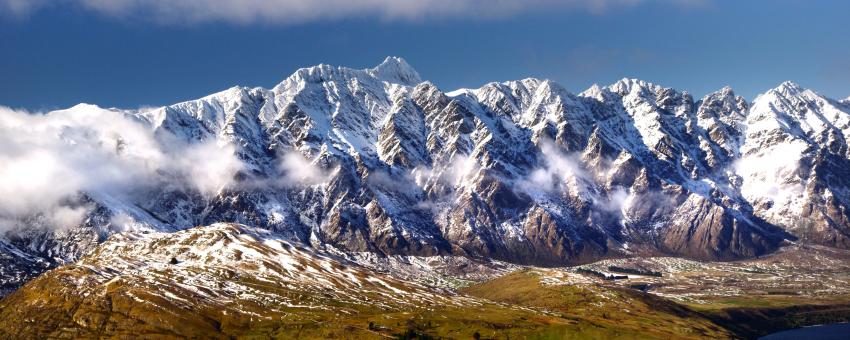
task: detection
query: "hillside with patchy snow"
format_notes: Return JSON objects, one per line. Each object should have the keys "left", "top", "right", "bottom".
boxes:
{"left": 0, "top": 222, "right": 738, "bottom": 339}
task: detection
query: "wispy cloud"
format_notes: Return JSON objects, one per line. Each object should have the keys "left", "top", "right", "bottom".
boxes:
{"left": 279, "top": 151, "right": 332, "bottom": 186}
{"left": 0, "top": 0, "right": 42, "bottom": 17}
{"left": 1, "top": 0, "right": 709, "bottom": 24}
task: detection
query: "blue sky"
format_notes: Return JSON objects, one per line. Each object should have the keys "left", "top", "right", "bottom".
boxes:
{"left": 1, "top": 0, "right": 849, "bottom": 110}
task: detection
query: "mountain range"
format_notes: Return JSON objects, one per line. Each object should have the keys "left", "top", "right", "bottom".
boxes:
{"left": 2, "top": 56, "right": 850, "bottom": 297}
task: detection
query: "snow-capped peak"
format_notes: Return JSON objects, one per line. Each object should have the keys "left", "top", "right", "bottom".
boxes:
{"left": 773, "top": 80, "right": 804, "bottom": 95}
{"left": 605, "top": 78, "right": 673, "bottom": 100}
{"left": 68, "top": 103, "right": 102, "bottom": 110}
{"left": 272, "top": 56, "right": 421, "bottom": 94}
{"left": 698, "top": 86, "right": 740, "bottom": 104}
{"left": 749, "top": 81, "right": 820, "bottom": 133}
{"left": 368, "top": 56, "right": 422, "bottom": 85}
{"left": 581, "top": 83, "right": 603, "bottom": 95}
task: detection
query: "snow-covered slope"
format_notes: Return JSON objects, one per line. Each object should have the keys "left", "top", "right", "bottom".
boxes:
{"left": 2, "top": 58, "right": 850, "bottom": 294}
{"left": 86, "top": 223, "right": 463, "bottom": 309}
{"left": 738, "top": 82, "right": 850, "bottom": 247}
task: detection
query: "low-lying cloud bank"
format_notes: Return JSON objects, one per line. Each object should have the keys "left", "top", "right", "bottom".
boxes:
{"left": 0, "top": 104, "right": 243, "bottom": 230}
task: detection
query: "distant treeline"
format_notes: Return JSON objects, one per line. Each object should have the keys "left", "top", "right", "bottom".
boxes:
{"left": 577, "top": 268, "right": 627, "bottom": 280}
{"left": 607, "top": 266, "right": 662, "bottom": 277}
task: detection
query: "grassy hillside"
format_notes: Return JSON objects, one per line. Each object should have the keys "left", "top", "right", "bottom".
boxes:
{"left": 0, "top": 266, "right": 742, "bottom": 339}
{"left": 461, "top": 270, "right": 734, "bottom": 339}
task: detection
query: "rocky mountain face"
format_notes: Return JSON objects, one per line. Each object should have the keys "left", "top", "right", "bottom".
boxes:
{"left": 739, "top": 83, "right": 850, "bottom": 248}
{"left": 2, "top": 57, "right": 850, "bottom": 292}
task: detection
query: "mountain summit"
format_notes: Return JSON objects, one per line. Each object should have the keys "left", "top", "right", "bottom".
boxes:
{"left": 369, "top": 56, "right": 422, "bottom": 85}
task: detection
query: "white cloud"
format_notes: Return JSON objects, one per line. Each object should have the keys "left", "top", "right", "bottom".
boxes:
{"left": 0, "top": 0, "right": 47, "bottom": 17}
{"left": 279, "top": 151, "right": 330, "bottom": 186}
{"left": 599, "top": 186, "right": 632, "bottom": 212}
{"left": 47, "top": 205, "right": 92, "bottom": 230}
{"left": 0, "top": 105, "right": 244, "bottom": 230}
{"left": 445, "top": 154, "right": 480, "bottom": 185}
{"left": 520, "top": 139, "right": 587, "bottom": 195}
{"left": 179, "top": 141, "right": 244, "bottom": 195}
{"left": 109, "top": 212, "right": 135, "bottom": 232}
{"left": 1, "top": 0, "right": 709, "bottom": 24}
{"left": 409, "top": 153, "right": 481, "bottom": 191}
{"left": 519, "top": 140, "right": 644, "bottom": 216}
{"left": 735, "top": 141, "right": 807, "bottom": 206}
